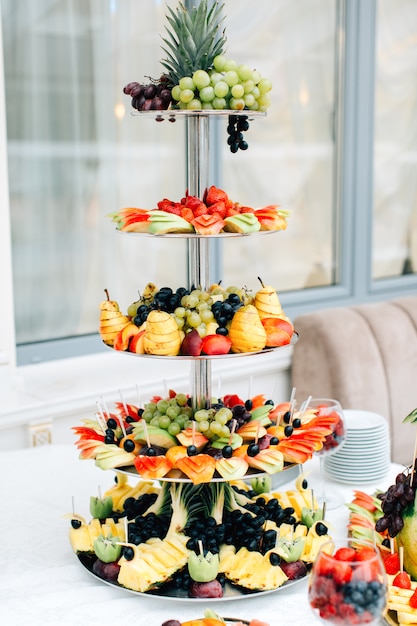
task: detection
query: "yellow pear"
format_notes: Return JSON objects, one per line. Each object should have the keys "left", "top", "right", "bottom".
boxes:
{"left": 228, "top": 304, "right": 267, "bottom": 353}
{"left": 99, "top": 289, "right": 130, "bottom": 345}
{"left": 144, "top": 310, "right": 181, "bottom": 356}
{"left": 100, "top": 288, "right": 120, "bottom": 312}
{"left": 254, "top": 277, "right": 285, "bottom": 319}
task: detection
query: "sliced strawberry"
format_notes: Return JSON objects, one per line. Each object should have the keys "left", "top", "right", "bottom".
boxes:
{"left": 317, "top": 555, "right": 336, "bottom": 577}
{"left": 236, "top": 204, "right": 255, "bottom": 214}
{"left": 225, "top": 205, "right": 240, "bottom": 217}
{"left": 223, "top": 394, "right": 245, "bottom": 408}
{"left": 161, "top": 203, "right": 183, "bottom": 216}
{"left": 332, "top": 561, "right": 353, "bottom": 585}
{"left": 334, "top": 547, "right": 357, "bottom": 562}
{"left": 183, "top": 194, "right": 206, "bottom": 211}
{"left": 192, "top": 203, "right": 209, "bottom": 217}
{"left": 207, "top": 200, "right": 227, "bottom": 218}
{"left": 393, "top": 571, "right": 411, "bottom": 589}
{"left": 409, "top": 588, "right": 417, "bottom": 609}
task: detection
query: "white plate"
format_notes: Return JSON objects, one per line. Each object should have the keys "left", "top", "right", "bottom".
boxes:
{"left": 343, "top": 410, "right": 388, "bottom": 431}
{"left": 346, "top": 430, "right": 389, "bottom": 441}
{"left": 326, "top": 453, "right": 389, "bottom": 466}
{"left": 325, "top": 471, "right": 389, "bottom": 484}
{"left": 325, "top": 466, "right": 390, "bottom": 478}
{"left": 330, "top": 448, "right": 390, "bottom": 460}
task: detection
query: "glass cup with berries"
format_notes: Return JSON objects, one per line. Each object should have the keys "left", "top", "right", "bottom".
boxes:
{"left": 308, "top": 538, "right": 387, "bottom": 626}
{"left": 307, "top": 398, "right": 346, "bottom": 509}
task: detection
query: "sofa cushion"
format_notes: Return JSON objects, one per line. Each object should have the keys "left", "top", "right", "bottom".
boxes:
{"left": 291, "top": 296, "right": 417, "bottom": 465}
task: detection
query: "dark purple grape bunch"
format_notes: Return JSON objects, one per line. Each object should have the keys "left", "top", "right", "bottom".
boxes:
{"left": 212, "top": 292, "right": 243, "bottom": 336}
{"left": 375, "top": 466, "right": 416, "bottom": 537}
{"left": 123, "top": 75, "right": 173, "bottom": 112}
{"left": 227, "top": 114, "right": 250, "bottom": 153}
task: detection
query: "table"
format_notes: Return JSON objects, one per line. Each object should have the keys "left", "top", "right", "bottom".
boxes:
{"left": 0, "top": 444, "right": 398, "bottom": 626}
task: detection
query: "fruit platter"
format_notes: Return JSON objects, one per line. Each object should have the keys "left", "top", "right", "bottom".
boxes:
{"left": 345, "top": 408, "right": 417, "bottom": 626}
{"left": 68, "top": 0, "right": 335, "bottom": 610}
{"left": 69, "top": 467, "right": 332, "bottom": 599}
{"left": 158, "top": 611, "right": 267, "bottom": 625}
{"left": 109, "top": 186, "right": 289, "bottom": 237}
{"left": 73, "top": 392, "right": 342, "bottom": 482}
{"left": 99, "top": 279, "right": 296, "bottom": 358}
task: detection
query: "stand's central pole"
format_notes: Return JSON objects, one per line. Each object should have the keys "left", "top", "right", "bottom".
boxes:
{"left": 186, "top": 115, "right": 212, "bottom": 410}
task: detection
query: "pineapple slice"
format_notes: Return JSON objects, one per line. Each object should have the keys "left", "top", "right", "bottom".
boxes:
{"left": 225, "top": 547, "right": 264, "bottom": 582}
{"left": 242, "top": 551, "right": 288, "bottom": 590}
{"left": 117, "top": 532, "right": 190, "bottom": 593}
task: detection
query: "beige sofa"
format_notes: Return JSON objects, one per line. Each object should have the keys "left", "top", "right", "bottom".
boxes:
{"left": 291, "top": 296, "right": 417, "bottom": 465}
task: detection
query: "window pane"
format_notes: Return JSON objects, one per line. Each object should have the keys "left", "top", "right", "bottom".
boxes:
{"left": 218, "top": 0, "right": 339, "bottom": 294}
{"left": 373, "top": 0, "right": 417, "bottom": 279}
{"left": 2, "top": 0, "right": 186, "bottom": 345}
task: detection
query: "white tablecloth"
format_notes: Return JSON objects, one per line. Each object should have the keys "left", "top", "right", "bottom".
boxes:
{"left": 0, "top": 444, "right": 398, "bottom": 626}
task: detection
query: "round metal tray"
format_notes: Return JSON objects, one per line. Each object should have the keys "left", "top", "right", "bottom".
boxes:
{"left": 116, "top": 228, "right": 282, "bottom": 240}
{"left": 113, "top": 461, "right": 299, "bottom": 484}
{"left": 131, "top": 109, "right": 266, "bottom": 122}
{"left": 106, "top": 331, "right": 298, "bottom": 361}
{"left": 77, "top": 552, "right": 305, "bottom": 602}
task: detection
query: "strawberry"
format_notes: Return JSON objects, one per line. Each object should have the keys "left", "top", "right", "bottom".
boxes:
{"left": 393, "top": 571, "right": 411, "bottom": 589}
{"left": 192, "top": 203, "right": 208, "bottom": 217}
{"left": 225, "top": 206, "right": 240, "bottom": 217}
{"left": 409, "top": 588, "right": 417, "bottom": 609}
{"left": 204, "top": 185, "right": 229, "bottom": 206}
{"left": 383, "top": 552, "right": 400, "bottom": 575}
{"left": 317, "top": 555, "right": 336, "bottom": 578}
{"left": 184, "top": 195, "right": 205, "bottom": 211}
{"left": 157, "top": 198, "right": 178, "bottom": 213}
{"left": 334, "top": 547, "right": 357, "bottom": 562}
{"left": 207, "top": 200, "right": 227, "bottom": 218}
{"left": 237, "top": 204, "right": 255, "bottom": 214}
{"left": 222, "top": 393, "right": 245, "bottom": 408}
{"left": 332, "top": 561, "right": 353, "bottom": 585}
{"left": 354, "top": 547, "right": 378, "bottom": 562}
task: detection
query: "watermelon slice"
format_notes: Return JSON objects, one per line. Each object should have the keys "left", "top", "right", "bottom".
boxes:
{"left": 176, "top": 454, "right": 217, "bottom": 484}
{"left": 191, "top": 213, "right": 225, "bottom": 235}
{"left": 176, "top": 428, "right": 209, "bottom": 451}
{"left": 133, "top": 455, "right": 173, "bottom": 479}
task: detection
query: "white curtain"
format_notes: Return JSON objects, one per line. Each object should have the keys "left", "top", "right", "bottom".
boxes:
{"left": 373, "top": 0, "right": 417, "bottom": 278}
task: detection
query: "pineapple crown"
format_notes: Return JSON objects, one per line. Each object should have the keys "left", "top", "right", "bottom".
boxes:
{"left": 160, "top": 0, "right": 227, "bottom": 84}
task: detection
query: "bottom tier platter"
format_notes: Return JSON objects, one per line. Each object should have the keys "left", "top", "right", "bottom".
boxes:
{"left": 77, "top": 552, "right": 307, "bottom": 602}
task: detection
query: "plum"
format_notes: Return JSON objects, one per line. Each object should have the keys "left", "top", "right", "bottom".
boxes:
{"left": 189, "top": 579, "right": 224, "bottom": 598}
{"left": 280, "top": 559, "right": 307, "bottom": 580}
{"left": 161, "top": 621, "right": 181, "bottom": 626}
{"left": 92, "top": 558, "right": 120, "bottom": 582}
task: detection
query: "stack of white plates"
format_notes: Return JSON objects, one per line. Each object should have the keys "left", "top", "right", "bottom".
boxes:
{"left": 324, "top": 409, "right": 391, "bottom": 484}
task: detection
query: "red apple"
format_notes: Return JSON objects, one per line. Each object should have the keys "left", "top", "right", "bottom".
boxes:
{"left": 201, "top": 333, "right": 232, "bottom": 355}
{"left": 261, "top": 317, "right": 292, "bottom": 347}
{"left": 180, "top": 329, "right": 203, "bottom": 356}
{"left": 128, "top": 329, "right": 146, "bottom": 353}
{"left": 114, "top": 323, "right": 141, "bottom": 351}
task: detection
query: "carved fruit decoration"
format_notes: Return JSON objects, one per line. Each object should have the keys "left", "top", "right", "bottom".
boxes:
{"left": 254, "top": 277, "right": 286, "bottom": 319}
{"left": 99, "top": 289, "right": 131, "bottom": 346}
{"left": 143, "top": 310, "right": 182, "bottom": 356}
{"left": 228, "top": 304, "right": 267, "bottom": 353}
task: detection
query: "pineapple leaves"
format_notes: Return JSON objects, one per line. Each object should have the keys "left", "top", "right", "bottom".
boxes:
{"left": 403, "top": 408, "right": 417, "bottom": 424}
{"left": 161, "top": 0, "right": 227, "bottom": 82}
